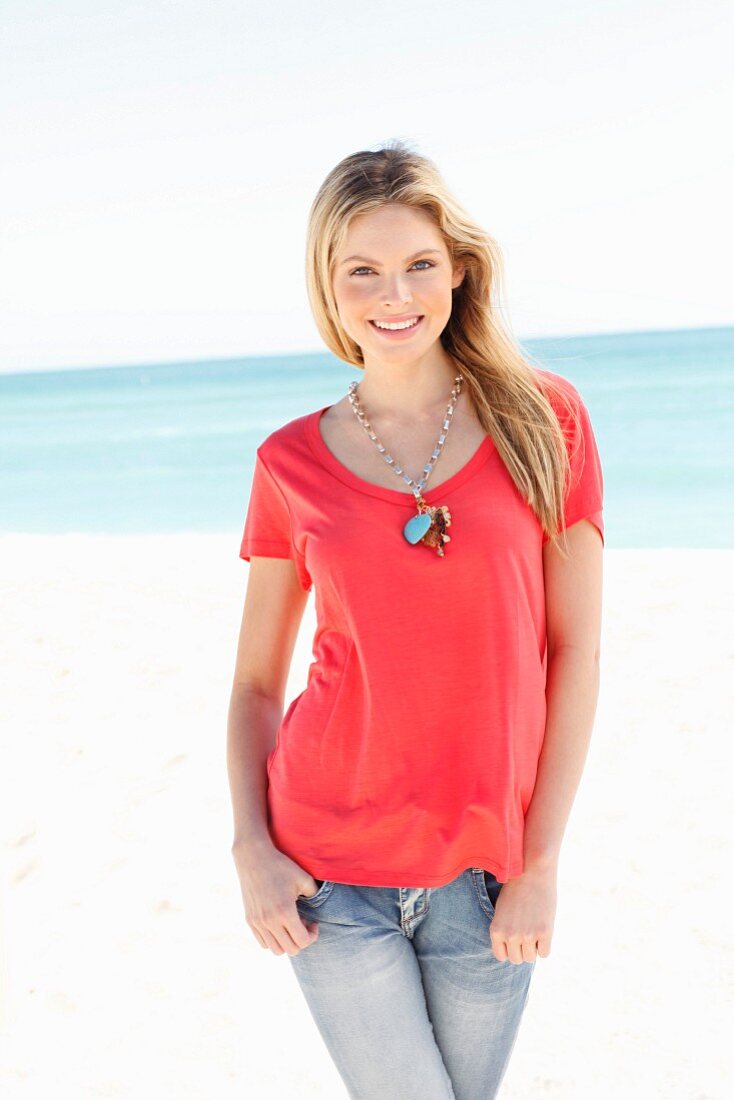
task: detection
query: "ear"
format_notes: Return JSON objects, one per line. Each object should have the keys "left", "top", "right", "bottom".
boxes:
{"left": 451, "top": 261, "right": 466, "bottom": 291}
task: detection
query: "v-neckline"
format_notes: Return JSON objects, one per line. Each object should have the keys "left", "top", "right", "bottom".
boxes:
{"left": 304, "top": 404, "right": 496, "bottom": 506}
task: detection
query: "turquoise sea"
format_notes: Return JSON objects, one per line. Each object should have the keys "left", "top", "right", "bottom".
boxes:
{"left": 1, "top": 325, "right": 732, "bottom": 548}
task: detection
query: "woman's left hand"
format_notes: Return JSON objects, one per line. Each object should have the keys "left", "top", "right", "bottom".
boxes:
{"left": 489, "top": 864, "right": 557, "bottom": 964}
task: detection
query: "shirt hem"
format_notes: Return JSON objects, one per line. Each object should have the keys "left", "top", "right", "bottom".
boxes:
{"left": 295, "top": 854, "right": 525, "bottom": 888}
{"left": 240, "top": 538, "right": 293, "bottom": 559}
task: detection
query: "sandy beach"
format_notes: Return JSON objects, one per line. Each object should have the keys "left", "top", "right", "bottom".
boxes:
{"left": 0, "top": 534, "right": 731, "bottom": 1099}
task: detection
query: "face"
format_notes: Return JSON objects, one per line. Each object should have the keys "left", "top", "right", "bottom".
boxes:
{"left": 331, "top": 204, "right": 465, "bottom": 364}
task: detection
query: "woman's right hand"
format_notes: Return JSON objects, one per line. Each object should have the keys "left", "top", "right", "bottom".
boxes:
{"left": 231, "top": 838, "right": 322, "bottom": 956}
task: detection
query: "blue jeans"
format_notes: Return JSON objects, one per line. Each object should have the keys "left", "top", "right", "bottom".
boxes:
{"left": 290, "top": 867, "right": 536, "bottom": 1099}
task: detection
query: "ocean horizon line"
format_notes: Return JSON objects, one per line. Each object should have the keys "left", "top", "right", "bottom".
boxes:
{"left": 1, "top": 320, "right": 732, "bottom": 380}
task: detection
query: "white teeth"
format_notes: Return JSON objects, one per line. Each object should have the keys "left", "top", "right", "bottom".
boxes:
{"left": 373, "top": 317, "right": 420, "bottom": 330}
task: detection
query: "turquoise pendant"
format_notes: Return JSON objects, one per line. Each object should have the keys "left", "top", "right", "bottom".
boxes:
{"left": 403, "top": 496, "right": 453, "bottom": 557}
{"left": 403, "top": 512, "right": 432, "bottom": 544}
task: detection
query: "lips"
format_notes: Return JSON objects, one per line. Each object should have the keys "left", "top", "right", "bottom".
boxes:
{"left": 368, "top": 315, "right": 425, "bottom": 336}
{"left": 367, "top": 316, "right": 424, "bottom": 336}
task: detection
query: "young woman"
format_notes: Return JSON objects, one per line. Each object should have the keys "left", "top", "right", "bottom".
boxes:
{"left": 228, "top": 141, "right": 604, "bottom": 1098}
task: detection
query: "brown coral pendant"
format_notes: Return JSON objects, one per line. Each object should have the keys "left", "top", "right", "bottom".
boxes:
{"left": 402, "top": 495, "right": 452, "bottom": 557}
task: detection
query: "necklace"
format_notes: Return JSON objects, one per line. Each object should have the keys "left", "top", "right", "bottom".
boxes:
{"left": 347, "top": 375, "right": 464, "bottom": 557}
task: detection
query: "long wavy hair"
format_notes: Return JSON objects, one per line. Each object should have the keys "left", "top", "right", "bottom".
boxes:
{"left": 305, "top": 139, "right": 583, "bottom": 556}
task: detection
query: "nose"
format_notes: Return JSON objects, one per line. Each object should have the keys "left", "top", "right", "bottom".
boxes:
{"left": 382, "top": 272, "right": 412, "bottom": 308}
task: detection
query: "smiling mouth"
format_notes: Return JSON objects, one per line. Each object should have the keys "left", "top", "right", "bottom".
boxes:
{"left": 369, "top": 315, "right": 424, "bottom": 333}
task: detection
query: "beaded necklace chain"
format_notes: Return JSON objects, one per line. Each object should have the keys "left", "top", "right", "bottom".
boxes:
{"left": 347, "top": 375, "right": 463, "bottom": 557}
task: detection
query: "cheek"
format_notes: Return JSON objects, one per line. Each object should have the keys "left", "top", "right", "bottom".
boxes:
{"left": 424, "top": 274, "right": 453, "bottom": 307}
{"left": 334, "top": 284, "right": 375, "bottom": 334}
{"left": 337, "top": 280, "right": 372, "bottom": 311}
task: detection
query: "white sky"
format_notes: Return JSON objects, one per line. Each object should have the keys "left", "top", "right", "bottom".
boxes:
{"left": 1, "top": 0, "right": 732, "bottom": 374}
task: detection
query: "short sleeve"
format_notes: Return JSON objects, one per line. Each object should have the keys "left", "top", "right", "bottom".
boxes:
{"left": 239, "top": 449, "right": 313, "bottom": 591}
{"left": 542, "top": 381, "right": 605, "bottom": 548}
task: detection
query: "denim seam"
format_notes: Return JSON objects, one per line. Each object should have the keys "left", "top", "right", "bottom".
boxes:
{"left": 471, "top": 868, "right": 495, "bottom": 918}
{"left": 398, "top": 889, "right": 430, "bottom": 936}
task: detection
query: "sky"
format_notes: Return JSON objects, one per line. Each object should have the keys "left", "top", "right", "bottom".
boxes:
{"left": 1, "top": 0, "right": 732, "bottom": 374}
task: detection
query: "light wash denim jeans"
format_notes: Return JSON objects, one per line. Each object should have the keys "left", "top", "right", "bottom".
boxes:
{"left": 290, "top": 867, "right": 536, "bottom": 1099}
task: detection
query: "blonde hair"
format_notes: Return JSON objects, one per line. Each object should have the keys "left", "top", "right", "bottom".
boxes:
{"left": 305, "top": 139, "right": 584, "bottom": 556}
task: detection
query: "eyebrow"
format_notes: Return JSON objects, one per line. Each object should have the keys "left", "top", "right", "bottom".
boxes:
{"left": 339, "top": 248, "right": 443, "bottom": 266}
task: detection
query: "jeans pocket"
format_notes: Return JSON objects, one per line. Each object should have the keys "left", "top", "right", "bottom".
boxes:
{"left": 472, "top": 868, "right": 502, "bottom": 917}
{"left": 483, "top": 871, "right": 503, "bottom": 910}
{"left": 297, "top": 879, "right": 335, "bottom": 908}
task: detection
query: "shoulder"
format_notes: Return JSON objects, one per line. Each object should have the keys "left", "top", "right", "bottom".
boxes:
{"left": 255, "top": 406, "right": 320, "bottom": 465}
{"left": 532, "top": 367, "right": 584, "bottom": 411}
{"left": 531, "top": 367, "right": 592, "bottom": 438}
{"left": 252, "top": 404, "right": 333, "bottom": 493}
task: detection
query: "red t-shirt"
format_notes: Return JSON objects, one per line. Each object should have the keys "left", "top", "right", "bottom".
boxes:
{"left": 239, "top": 369, "right": 604, "bottom": 886}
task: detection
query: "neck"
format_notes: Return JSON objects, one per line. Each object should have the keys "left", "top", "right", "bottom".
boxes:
{"left": 355, "top": 356, "right": 460, "bottom": 425}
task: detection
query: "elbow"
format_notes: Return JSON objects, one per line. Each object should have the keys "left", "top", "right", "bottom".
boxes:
{"left": 547, "top": 641, "right": 601, "bottom": 666}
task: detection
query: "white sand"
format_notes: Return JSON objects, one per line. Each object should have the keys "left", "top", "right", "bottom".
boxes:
{"left": 0, "top": 535, "right": 731, "bottom": 1099}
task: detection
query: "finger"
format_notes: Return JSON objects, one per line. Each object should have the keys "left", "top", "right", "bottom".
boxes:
{"left": 251, "top": 926, "right": 268, "bottom": 949}
{"left": 506, "top": 939, "right": 525, "bottom": 965}
{"left": 258, "top": 928, "right": 286, "bottom": 954}
{"left": 245, "top": 914, "right": 272, "bottom": 950}
{"left": 279, "top": 916, "right": 319, "bottom": 956}
{"left": 489, "top": 929, "right": 508, "bottom": 962}
{"left": 521, "top": 939, "right": 538, "bottom": 963}
{"left": 536, "top": 933, "right": 552, "bottom": 958}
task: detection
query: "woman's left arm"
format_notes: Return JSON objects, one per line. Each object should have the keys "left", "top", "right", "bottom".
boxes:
{"left": 490, "top": 517, "right": 603, "bottom": 964}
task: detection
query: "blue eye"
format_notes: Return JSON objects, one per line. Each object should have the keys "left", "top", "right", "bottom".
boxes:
{"left": 350, "top": 260, "right": 435, "bottom": 277}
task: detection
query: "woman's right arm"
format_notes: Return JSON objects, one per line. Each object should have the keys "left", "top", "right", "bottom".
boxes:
{"left": 227, "top": 555, "right": 320, "bottom": 954}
